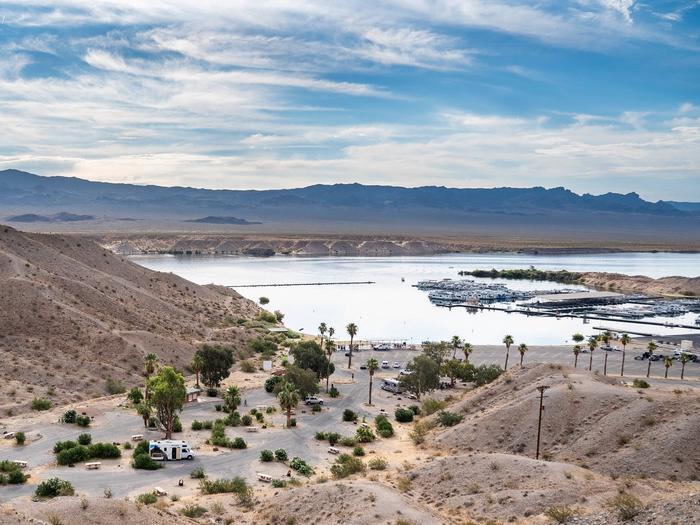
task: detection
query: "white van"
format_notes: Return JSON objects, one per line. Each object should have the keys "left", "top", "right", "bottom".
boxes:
{"left": 149, "top": 440, "right": 194, "bottom": 461}
{"left": 381, "top": 360, "right": 389, "bottom": 369}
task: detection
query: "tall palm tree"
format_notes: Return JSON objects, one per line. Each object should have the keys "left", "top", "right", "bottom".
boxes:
{"left": 572, "top": 345, "right": 581, "bottom": 367}
{"left": 679, "top": 353, "right": 690, "bottom": 380}
{"left": 318, "top": 322, "right": 327, "bottom": 349}
{"left": 366, "top": 358, "right": 379, "bottom": 405}
{"left": 619, "top": 333, "right": 631, "bottom": 377}
{"left": 462, "top": 342, "right": 473, "bottom": 364}
{"left": 518, "top": 343, "right": 528, "bottom": 367}
{"left": 646, "top": 341, "right": 657, "bottom": 378}
{"left": 663, "top": 356, "right": 673, "bottom": 379}
{"left": 588, "top": 336, "right": 598, "bottom": 371}
{"left": 224, "top": 385, "right": 241, "bottom": 413}
{"left": 572, "top": 333, "right": 585, "bottom": 346}
{"left": 144, "top": 353, "right": 159, "bottom": 400}
{"left": 451, "top": 335, "right": 462, "bottom": 359}
{"left": 346, "top": 323, "right": 358, "bottom": 369}
{"left": 277, "top": 382, "right": 300, "bottom": 429}
{"left": 600, "top": 330, "right": 612, "bottom": 347}
{"left": 325, "top": 338, "right": 336, "bottom": 392}
{"left": 191, "top": 354, "right": 203, "bottom": 389}
{"left": 328, "top": 326, "right": 335, "bottom": 341}
{"left": 503, "top": 335, "right": 514, "bottom": 370}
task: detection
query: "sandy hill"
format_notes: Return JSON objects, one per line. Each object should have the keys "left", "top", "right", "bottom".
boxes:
{"left": 0, "top": 225, "right": 261, "bottom": 415}
{"left": 430, "top": 364, "right": 700, "bottom": 481}
{"left": 579, "top": 272, "right": 700, "bottom": 297}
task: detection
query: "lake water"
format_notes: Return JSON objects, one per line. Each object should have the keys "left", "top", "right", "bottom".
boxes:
{"left": 133, "top": 253, "right": 700, "bottom": 345}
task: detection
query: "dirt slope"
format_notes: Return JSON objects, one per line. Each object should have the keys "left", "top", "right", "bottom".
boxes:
{"left": 430, "top": 364, "right": 700, "bottom": 481}
{"left": 0, "top": 225, "right": 261, "bottom": 415}
{"left": 579, "top": 272, "right": 700, "bottom": 297}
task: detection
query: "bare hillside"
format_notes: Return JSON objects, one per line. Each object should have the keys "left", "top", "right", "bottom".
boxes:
{"left": 579, "top": 272, "right": 700, "bottom": 297}
{"left": 0, "top": 225, "right": 261, "bottom": 415}
{"left": 430, "top": 364, "right": 700, "bottom": 481}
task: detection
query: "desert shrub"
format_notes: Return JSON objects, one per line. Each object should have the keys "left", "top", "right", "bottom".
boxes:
{"left": 241, "top": 414, "right": 253, "bottom": 426}
{"left": 181, "top": 504, "right": 207, "bottom": 518}
{"left": 474, "top": 364, "right": 503, "bottom": 386}
{"left": 330, "top": 453, "right": 365, "bottom": 479}
{"left": 632, "top": 379, "right": 650, "bottom": 389}
{"left": 191, "top": 420, "right": 203, "bottom": 431}
{"left": 7, "top": 469, "right": 27, "bottom": 484}
{"left": 546, "top": 506, "right": 578, "bottom": 523}
{"left": 190, "top": 467, "right": 206, "bottom": 479}
{"left": 397, "top": 476, "right": 412, "bottom": 492}
{"left": 438, "top": 411, "right": 463, "bottom": 427}
{"left": 368, "top": 457, "right": 388, "bottom": 470}
{"left": 420, "top": 398, "right": 446, "bottom": 415}
{"left": 356, "top": 426, "right": 375, "bottom": 443}
{"left": 57, "top": 445, "right": 91, "bottom": 465}
{"left": 329, "top": 385, "right": 339, "bottom": 398}
{"left": 132, "top": 453, "right": 161, "bottom": 470}
{"left": 53, "top": 440, "right": 77, "bottom": 453}
{"left": 312, "top": 403, "right": 321, "bottom": 412}
{"left": 410, "top": 421, "right": 429, "bottom": 445}
{"left": 105, "top": 377, "right": 126, "bottom": 395}
{"left": 260, "top": 449, "right": 274, "bottom": 462}
{"left": 0, "top": 461, "right": 28, "bottom": 485}
{"left": 607, "top": 492, "right": 643, "bottom": 521}
{"left": 265, "top": 376, "right": 282, "bottom": 393}
{"left": 88, "top": 443, "right": 121, "bottom": 459}
{"left": 35, "top": 478, "right": 74, "bottom": 498}
{"left": 226, "top": 412, "right": 241, "bottom": 427}
{"left": 206, "top": 387, "right": 218, "bottom": 397}
{"left": 290, "top": 418, "right": 297, "bottom": 427}
{"left": 77, "top": 433, "right": 92, "bottom": 446}
{"left": 240, "top": 359, "right": 256, "bottom": 373}
{"left": 395, "top": 408, "right": 414, "bottom": 423}
{"left": 172, "top": 416, "right": 182, "bottom": 433}
{"left": 271, "top": 479, "right": 287, "bottom": 488}
{"left": 289, "top": 457, "right": 314, "bottom": 476}
{"left": 259, "top": 297, "right": 270, "bottom": 305}
{"left": 375, "top": 415, "right": 394, "bottom": 438}
{"left": 315, "top": 431, "right": 328, "bottom": 440}
{"left": 134, "top": 440, "right": 149, "bottom": 456}
{"left": 327, "top": 432, "right": 342, "bottom": 445}
{"left": 353, "top": 445, "right": 365, "bottom": 456}
{"left": 339, "top": 436, "right": 357, "bottom": 447}
{"left": 31, "top": 398, "right": 52, "bottom": 411}
{"left": 254, "top": 411, "right": 265, "bottom": 422}
{"left": 274, "top": 449, "right": 288, "bottom": 461}
{"left": 232, "top": 437, "right": 247, "bottom": 449}
{"left": 76, "top": 415, "right": 91, "bottom": 427}
{"left": 408, "top": 405, "right": 421, "bottom": 415}
{"left": 342, "top": 409, "right": 358, "bottom": 422}
{"left": 199, "top": 477, "right": 252, "bottom": 506}
{"left": 136, "top": 492, "right": 157, "bottom": 505}
{"left": 258, "top": 311, "right": 278, "bottom": 323}
{"left": 62, "top": 410, "right": 77, "bottom": 423}
{"left": 14, "top": 432, "right": 26, "bottom": 445}
{"left": 123, "top": 442, "right": 131, "bottom": 450}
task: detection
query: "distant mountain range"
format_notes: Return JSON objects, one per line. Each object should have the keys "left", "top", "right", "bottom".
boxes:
{"left": 6, "top": 212, "right": 96, "bottom": 223}
{"left": 184, "top": 216, "right": 262, "bottom": 225}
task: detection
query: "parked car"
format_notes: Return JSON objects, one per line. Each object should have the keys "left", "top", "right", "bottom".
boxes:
{"left": 359, "top": 364, "right": 367, "bottom": 370}
{"left": 393, "top": 362, "right": 401, "bottom": 368}
{"left": 304, "top": 396, "right": 324, "bottom": 405}
{"left": 381, "top": 361, "right": 390, "bottom": 369}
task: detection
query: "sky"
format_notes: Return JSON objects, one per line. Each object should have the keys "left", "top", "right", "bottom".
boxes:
{"left": 0, "top": 1, "right": 699, "bottom": 200}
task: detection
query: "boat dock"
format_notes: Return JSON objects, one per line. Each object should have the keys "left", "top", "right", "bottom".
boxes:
{"left": 228, "top": 281, "right": 375, "bottom": 288}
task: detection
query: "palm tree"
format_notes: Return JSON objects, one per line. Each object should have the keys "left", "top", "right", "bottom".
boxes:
{"left": 318, "top": 322, "right": 327, "bottom": 349}
{"left": 346, "top": 323, "right": 358, "bottom": 369}
{"left": 663, "top": 356, "right": 673, "bottom": 379}
{"left": 328, "top": 326, "right": 335, "bottom": 341}
{"left": 646, "top": 341, "right": 657, "bottom": 378}
{"left": 680, "top": 353, "right": 690, "bottom": 380}
{"left": 366, "top": 358, "right": 379, "bottom": 405}
{"left": 588, "top": 336, "right": 598, "bottom": 371}
{"left": 136, "top": 402, "right": 151, "bottom": 428}
{"left": 462, "top": 342, "right": 473, "bottom": 364}
{"left": 191, "top": 354, "right": 203, "bottom": 389}
{"left": 572, "top": 333, "right": 585, "bottom": 346}
{"left": 518, "top": 343, "right": 528, "bottom": 367}
{"left": 224, "top": 385, "right": 241, "bottom": 413}
{"left": 503, "top": 335, "right": 514, "bottom": 370}
{"left": 144, "top": 353, "right": 158, "bottom": 400}
{"left": 324, "top": 338, "right": 336, "bottom": 392}
{"left": 619, "top": 333, "right": 631, "bottom": 377}
{"left": 572, "top": 345, "right": 581, "bottom": 367}
{"left": 277, "top": 382, "right": 300, "bottom": 428}
{"left": 451, "top": 336, "right": 462, "bottom": 359}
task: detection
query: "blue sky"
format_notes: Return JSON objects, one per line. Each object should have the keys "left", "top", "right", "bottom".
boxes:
{"left": 0, "top": 1, "right": 699, "bottom": 200}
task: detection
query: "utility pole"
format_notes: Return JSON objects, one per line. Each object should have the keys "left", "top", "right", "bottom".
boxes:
{"left": 535, "top": 385, "right": 550, "bottom": 460}
{"left": 603, "top": 351, "right": 608, "bottom": 375}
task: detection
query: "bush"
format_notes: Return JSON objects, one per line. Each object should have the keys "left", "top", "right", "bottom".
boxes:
{"left": 136, "top": 492, "right": 157, "bottom": 505}
{"left": 31, "top": 398, "right": 52, "bottom": 411}
{"left": 290, "top": 418, "right": 297, "bottom": 427}
{"left": 289, "top": 457, "right": 314, "bottom": 476}
{"left": 105, "top": 377, "right": 126, "bottom": 395}
{"left": 232, "top": 437, "right": 247, "bottom": 449}
{"left": 633, "top": 378, "right": 650, "bottom": 389}
{"left": 240, "top": 359, "right": 256, "bottom": 373}
{"left": 339, "top": 436, "right": 357, "bottom": 447}
{"left": 226, "top": 412, "right": 241, "bottom": 427}
{"left": 132, "top": 453, "right": 162, "bottom": 470}
{"left": 134, "top": 440, "right": 149, "bottom": 456}
{"left": 123, "top": 442, "right": 132, "bottom": 450}
{"left": 254, "top": 411, "right": 264, "bottom": 422}
{"left": 76, "top": 415, "right": 91, "bottom": 427}
{"left": 421, "top": 398, "right": 446, "bottom": 415}
{"left": 474, "top": 364, "right": 503, "bottom": 386}
{"left": 311, "top": 403, "right": 321, "bottom": 412}
{"left": 199, "top": 477, "right": 253, "bottom": 505}
{"left": 327, "top": 432, "right": 341, "bottom": 445}
{"left": 241, "top": 414, "right": 253, "bottom": 426}
{"left": 53, "top": 440, "right": 77, "bottom": 453}
{"left": 181, "top": 504, "right": 207, "bottom": 518}
{"left": 258, "top": 311, "right": 278, "bottom": 323}
{"left": 330, "top": 454, "right": 365, "bottom": 479}
{"left": 35, "top": 478, "right": 74, "bottom": 498}
{"left": 356, "top": 426, "right": 375, "bottom": 443}
{"left": 260, "top": 449, "right": 274, "bottom": 462}
{"left": 14, "top": 432, "right": 25, "bottom": 445}
{"left": 438, "top": 411, "right": 463, "bottom": 427}
{"left": 342, "top": 409, "right": 358, "bottom": 422}
{"left": 265, "top": 376, "right": 282, "bottom": 393}
{"left": 62, "top": 410, "right": 77, "bottom": 424}
{"left": 315, "top": 431, "right": 327, "bottom": 440}
{"left": 368, "top": 457, "right": 388, "bottom": 470}
{"left": 395, "top": 408, "right": 414, "bottom": 423}
{"left": 172, "top": 417, "right": 182, "bottom": 433}
{"left": 191, "top": 420, "right": 203, "bottom": 431}
{"left": 329, "top": 385, "right": 340, "bottom": 398}
{"left": 0, "top": 461, "right": 28, "bottom": 485}
{"left": 88, "top": 443, "right": 121, "bottom": 459}
{"left": 607, "top": 492, "right": 643, "bottom": 521}
{"left": 375, "top": 415, "right": 394, "bottom": 438}
{"left": 206, "top": 387, "right": 218, "bottom": 397}
{"left": 57, "top": 445, "right": 91, "bottom": 465}
{"left": 77, "top": 433, "right": 92, "bottom": 446}
{"left": 353, "top": 445, "right": 365, "bottom": 456}
{"left": 259, "top": 297, "right": 270, "bottom": 305}
{"left": 545, "top": 506, "right": 578, "bottom": 523}
{"left": 190, "top": 467, "right": 206, "bottom": 479}
{"left": 271, "top": 479, "right": 287, "bottom": 488}
{"left": 7, "top": 469, "right": 27, "bottom": 484}
{"left": 408, "top": 405, "right": 421, "bottom": 415}
{"left": 274, "top": 449, "right": 288, "bottom": 461}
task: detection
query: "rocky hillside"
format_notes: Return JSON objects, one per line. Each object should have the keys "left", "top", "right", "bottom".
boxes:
{"left": 579, "top": 272, "right": 700, "bottom": 297}
{"left": 0, "top": 225, "right": 262, "bottom": 415}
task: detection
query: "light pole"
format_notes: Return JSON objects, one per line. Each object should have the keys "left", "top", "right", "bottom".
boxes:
{"left": 535, "top": 385, "right": 550, "bottom": 460}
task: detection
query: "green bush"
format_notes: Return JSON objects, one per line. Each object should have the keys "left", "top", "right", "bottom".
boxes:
{"left": 375, "top": 415, "right": 394, "bottom": 438}
{"left": 311, "top": 403, "right": 321, "bottom": 412}
{"left": 57, "top": 445, "right": 90, "bottom": 465}
{"left": 132, "top": 453, "right": 162, "bottom": 470}
{"left": 353, "top": 445, "right": 365, "bottom": 456}
{"left": 342, "top": 409, "right": 358, "bottom": 422}
{"left": 289, "top": 457, "right": 314, "bottom": 476}
{"left": 203, "top": 420, "right": 214, "bottom": 430}
{"left": 76, "top": 415, "right": 91, "bottom": 427}
{"left": 329, "top": 385, "right": 339, "bottom": 398}
{"left": 190, "top": 467, "right": 206, "bottom": 479}
{"left": 181, "top": 504, "right": 207, "bottom": 518}
{"left": 241, "top": 414, "right": 253, "bottom": 426}
{"left": 172, "top": 416, "right": 182, "bottom": 433}
{"left": 474, "top": 364, "right": 503, "bottom": 386}
{"left": 35, "top": 478, "right": 74, "bottom": 498}
{"left": 225, "top": 412, "right": 241, "bottom": 427}
{"left": 31, "top": 398, "right": 52, "bottom": 411}
{"left": 0, "top": 461, "right": 28, "bottom": 485}
{"left": 260, "top": 449, "right": 274, "bottom": 462}
{"left": 88, "top": 443, "right": 121, "bottom": 459}
{"left": 134, "top": 440, "right": 149, "bottom": 456}
{"left": 191, "top": 420, "right": 203, "bottom": 431}
{"left": 408, "top": 405, "right": 421, "bottom": 415}
{"left": 315, "top": 431, "right": 327, "bottom": 441}
{"left": 356, "top": 426, "right": 375, "bottom": 443}
{"left": 265, "top": 376, "right": 282, "bottom": 393}
{"left": 395, "top": 408, "right": 414, "bottom": 423}
{"left": 53, "top": 440, "right": 77, "bottom": 454}
{"left": 633, "top": 378, "right": 650, "bottom": 389}
{"left": 258, "top": 311, "right": 278, "bottom": 324}
{"left": 271, "top": 479, "right": 287, "bottom": 488}
{"left": 7, "top": 469, "right": 27, "bottom": 484}
{"left": 368, "top": 457, "right": 388, "bottom": 470}
{"left": 199, "top": 477, "right": 250, "bottom": 498}
{"left": 14, "top": 432, "right": 26, "bottom": 445}
{"left": 327, "top": 432, "right": 341, "bottom": 445}
{"left": 438, "top": 411, "right": 463, "bottom": 427}
{"left": 77, "top": 433, "right": 92, "bottom": 446}
{"left": 339, "top": 436, "right": 357, "bottom": 447}
{"left": 240, "top": 359, "right": 256, "bottom": 373}
{"left": 274, "top": 449, "right": 288, "bottom": 461}
{"left": 421, "top": 398, "right": 446, "bottom": 415}
{"left": 136, "top": 492, "right": 157, "bottom": 505}
{"left": 330, "top": 453, "right": 365, "bottom": 479}
{"left": 62, "top": 410, "right": 77, "bottom": 423}
{"left": 254, "top": 411, "right": 264, "bottom": 422}
{"left": 545, "top": 506, "right": 578, "bottom": 523}
{"left": 232, "top": 437, "right": 247, "bottom": 449}
{"left": 290, "top": 418, "right": 297, "bottom": 427}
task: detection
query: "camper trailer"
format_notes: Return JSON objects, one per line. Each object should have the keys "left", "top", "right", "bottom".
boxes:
{"left": 381, "top": 378, "right": 404, "bottom": 394}
{"left": 149, "top": 440, "right": 194, "bottom": 461}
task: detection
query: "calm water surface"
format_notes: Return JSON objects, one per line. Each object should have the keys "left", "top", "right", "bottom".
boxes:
{"left": 133, "top": 253, "right": 700, "bottom": 345}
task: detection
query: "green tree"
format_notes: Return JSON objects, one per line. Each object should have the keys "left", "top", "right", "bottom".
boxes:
{"left": 503, "top": 335, "right": 514, "bottom": 370}
{"left": 619, "top": 333, "right": 631, "bottom": 376}
{"left": 462, "top": 342, "right": 473, "bottom": 364}
{"left": 518, "top": 343, "right": 528, "bottom": 367}
{"left": 366, "top": 358, "right": 379, "bottom": 405}
{"left": 318, "top": 322, "right": 327, "bottom": 349}
{"left": 276, "top": 365, "right": 319, "bottom": 398}
{"left": 663, "top": 356, "right": 673, "bottom": 378}
{"left": 191, "top": 353, "right": 204, "bottom": 389}
{"left": 136, "top": 402, "right": 151, "bottom": 428}
{"left": 442, "top": 359, "right": 466, "bottom": 387}
{"left": 223, "top": 385, "right": 241, "bottom": 413}
{"left": 197, "top": 345, "right": 234, "bottom": 388}
{"left": 325, "top": 338, "right": 336, "bottom": 392}
{"left": 148, "top": 366, "right": 186, "bottom": 439}
{"left": 572, "top": 345, "right": 581, "bottom": 368}
{"left": 422, "top": 340, "right": 451, "bottom": 367}
{"left": 588, "top": 336, "right": 598, "bottom": 371}
{"left": 127, "top": 387, "right": 143, "bottom": 405}
{"left": 646, "top": 341, "right": 657, "bottom": 378}
{"left": 291, "top": 340, "right": 334, "bottom": 379}
{"left": 277, "top": 382, "right": 300, "bottom": 428}
{"left": 259, "top": 296, "right": 270, "bottom": 305}
{"left": 144, "top": 353, "right": 158, "bottom": 400}
{"left": 450, "top": 335, "right": 462, "bottom": 359}
{"left": 346, "top": 323, "right": 358, "bottom": 369}
{"left": 400, "top": 355, "right": 440, "bottom": 399}
{"left": 679, "top": 353, "right": 690, "bottom": 380}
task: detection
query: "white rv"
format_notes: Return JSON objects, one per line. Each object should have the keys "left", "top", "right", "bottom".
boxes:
{"left": 149, "top": 440, "right": 194, "bottom": 461}
{"left": 381, "top": 378, "right": 404, "bottom": 394}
